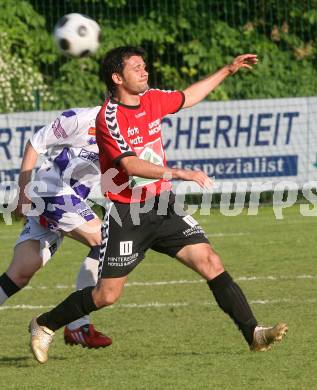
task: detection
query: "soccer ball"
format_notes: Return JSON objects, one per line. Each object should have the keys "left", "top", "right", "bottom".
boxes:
{"left": 53, "top": 13, "right": 101, "bottom": 57}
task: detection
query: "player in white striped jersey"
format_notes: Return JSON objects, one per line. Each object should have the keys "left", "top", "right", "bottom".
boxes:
{"left": 0, "top": 107, "right": 112, "bottom": 349}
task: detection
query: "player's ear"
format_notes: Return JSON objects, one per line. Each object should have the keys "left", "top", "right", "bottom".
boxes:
{"left": 112, "top": 73, "right": 123, "bottom": 86}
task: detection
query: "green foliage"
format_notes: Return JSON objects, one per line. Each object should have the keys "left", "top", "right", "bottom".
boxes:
{"left": 0, "top": 31, "right": 55, "bottom": 112}
{"left": 1, "top": 0, "right": 316, "bottom": 112}
{"left": 49, "top": 58, "right": 105, "bottom": 109}
{"left": 0, "top": 0, "right": 57, "bottom": 112}
{"left": 0, "top": 0, "right": 56, "bottom": 62}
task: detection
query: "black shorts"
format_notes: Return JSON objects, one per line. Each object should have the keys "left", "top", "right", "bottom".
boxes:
{"left": 98, "top": 193, "right": 210, "bottom": 278}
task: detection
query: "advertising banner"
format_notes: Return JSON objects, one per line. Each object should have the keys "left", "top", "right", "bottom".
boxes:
{"left": 163, "top": 97, "right": 317, "bottom": 192}
{"left": 0, "top": 97, "right": 316, "bottom": 194}
{"left": 0, "top": 111, "right": 60, "bottom": 183}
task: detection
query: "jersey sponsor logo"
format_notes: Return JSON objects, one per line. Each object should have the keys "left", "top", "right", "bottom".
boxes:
{"left": 88, "top": 127, "right": 96, "bottom": 135}
{"left": 182, "top": 215, "right": 206, "bottom": 238}
{"left": 130, "top": 136, "right": 144, "bottom": 145}
{"left": 77, "top": 207, "right": 93, "bottom": 218}
{"left": 149, "top": 126, "right": 161, "bottom": 136}
{"left": 120, "top": 241, "right": 133, "bottom": 256}
{"left": 107, "top": 252, "right": 138, "bottom": 267}
{"left": 135, "top": 111, "right": 146, "bottom": 118}
{"left": 182, "top": 215, "right": 199, "bottom": 228}
{"left": 79, "top": 149, "right": 99, "bottom": 162}
{"left": 148, "top": 119, "right": 161, "bottom": 136}
{"left": 87, "top": 137, "right": 97, "bottom": 145}
{"left": 128, "top": 126, "right": 144, "bottom": 145}
{"left": 128, "top": 126, "right": 139, "bottom": 136}
{"left": 148, "top": 119, "right": 160, "bottom": 128}
{"left": 52, "top": 118, "right": 67, "bottom": 139}
{"left": 182, "top": 225, "right": 206, "bottom": 238}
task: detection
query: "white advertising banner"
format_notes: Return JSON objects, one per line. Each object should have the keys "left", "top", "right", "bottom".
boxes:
{"left": 0, "top": 110, "right": 60, "bottom": 183}
{"left": 0, "top": 97, "right": 316, "bottom": 193}
{"left": 162, "top": 97, "right": 317, "bottom": 192}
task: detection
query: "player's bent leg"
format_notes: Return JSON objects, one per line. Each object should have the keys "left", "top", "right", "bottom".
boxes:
{"left": 92, "top": 276, "right": 127, "bottom": 308}
{"left": 1, "top": 215, "right": 65, "bottom": 306}
{"left": 64, "top": 217, "right": 113, "bottom": 348}
{"left": 66, "top": 217, "right": 102, "bottom": 247}
{"left": 30, "top": 277, "right": 127, "bottom": 363}
{"left": 176, "top": 243, "right": 288, "bottom": 351}
{"left": 175, "top": 242, "right": 224, "bottom": 280}
{"left": 64, "top": 244, "right": 112, "bottom": 349}
{"left": 6, "top": 240, "right": 42, "bottom": 287}
{"left": 68, "top": 247, "right": 100, "bottom": 330}
{"left": 57, "top": 277, "right": 124, "bottom": 352}
{"left": 0, "top": 240, "right": 43, "bottom": 305}
{"left": 65, "top": 215, "right": 117, "bottom": 349}
{"left": 35, "top": 277, "right": 127, "bottom": 332}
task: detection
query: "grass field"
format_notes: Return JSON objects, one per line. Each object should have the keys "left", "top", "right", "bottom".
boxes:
{"left": 0, "top": 204, "right": 316, "bottom": 389}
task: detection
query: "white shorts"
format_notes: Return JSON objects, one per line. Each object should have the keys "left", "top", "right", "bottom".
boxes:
{"left": 37, "top": 194, "right": 97, "bottom": 233}
{"left": 15, "top": 217, "right": 64, "bottom": 265}
{"left": 15, "top": 195, "right": 98, "bottom": 264}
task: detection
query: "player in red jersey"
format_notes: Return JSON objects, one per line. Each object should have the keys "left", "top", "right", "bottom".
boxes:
{"left": 29, "top": 46, "right": 287, "bottom": 363}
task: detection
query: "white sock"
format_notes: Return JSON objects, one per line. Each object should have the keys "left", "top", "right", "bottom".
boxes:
{"left": 0, "top": 287, "right": 9, "bottom": 305}
{"left": 66, "top": 256, "right": 99, "bottom": 330}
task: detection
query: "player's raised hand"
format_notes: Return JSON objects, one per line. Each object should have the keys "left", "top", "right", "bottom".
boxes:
{"left": 227, "top": 54, "right": 258, "bottom": 75}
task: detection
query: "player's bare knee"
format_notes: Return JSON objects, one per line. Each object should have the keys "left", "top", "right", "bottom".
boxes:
{"left": 18, "top": 277, "right": 30, "bottom": 288}
{"left": 92, "top": 288, "right": 119, "bottom": 308}
{"left": 204, "top": 251, "right": 224, "bottom": 276}
{"left": 8, "top": 272, "right": 31, "bottom": 289}
{"left": 15, "top": 263, "right": 41, "bottom": 287}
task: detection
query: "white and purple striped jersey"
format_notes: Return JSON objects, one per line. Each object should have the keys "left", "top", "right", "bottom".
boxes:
{"left": 30, "top": 106, "right": 100, "bottom": 199}
{"left": 30, "top": 107, "right": 101, "bottom": 199}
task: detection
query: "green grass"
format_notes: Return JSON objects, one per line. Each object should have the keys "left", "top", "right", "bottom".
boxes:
{"left": 0, "top": 205, "right": 316, "bottom": 389}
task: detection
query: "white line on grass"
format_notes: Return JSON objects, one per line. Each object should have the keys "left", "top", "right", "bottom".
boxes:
{"left": 0, "top": 298, "right": 316, "bottom": 311}
{"left": 22, "top": 274, "right": 317, "bottom": 290}
{"left": 207, "top": 232, "right": 251, "bottom": 237}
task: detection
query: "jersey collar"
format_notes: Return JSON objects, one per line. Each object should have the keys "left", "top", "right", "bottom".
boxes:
{"left": 110, "top": 98, "right": 141, "bottom": 110}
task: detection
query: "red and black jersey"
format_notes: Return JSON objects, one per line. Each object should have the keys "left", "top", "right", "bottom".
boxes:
{"left": 96, "top": 89, "right": 184, "bottom": 203}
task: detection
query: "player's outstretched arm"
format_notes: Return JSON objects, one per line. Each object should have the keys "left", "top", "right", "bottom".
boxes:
{"left": 182, "top": 54, "right": 258, "bottom": 108}
{"left": 15, "top": 141, "right": 39, "bottom": 217}
{"left": 120, "top": 156, "right": 212, "bottom": 190}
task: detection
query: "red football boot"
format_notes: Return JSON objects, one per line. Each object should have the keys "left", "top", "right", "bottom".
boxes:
{"left": 64, "top": 324, "right": 112, "bottom": 348}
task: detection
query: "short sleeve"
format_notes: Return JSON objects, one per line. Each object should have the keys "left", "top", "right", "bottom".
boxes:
{"left": 29, "top": 112, "right": 78, "bottom": 154}
{"left": 149, "top": 89, "right": 185, "bottom": 117}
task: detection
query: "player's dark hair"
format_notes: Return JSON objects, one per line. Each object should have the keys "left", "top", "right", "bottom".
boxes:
{"left": 100, "top": 46, "right": 146, "bottom": 96}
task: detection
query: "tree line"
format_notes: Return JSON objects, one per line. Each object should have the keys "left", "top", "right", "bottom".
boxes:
{"left": 0, "top": 0, "right": 316, "bottom": 113}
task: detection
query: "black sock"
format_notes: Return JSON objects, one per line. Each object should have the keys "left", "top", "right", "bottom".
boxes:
{"left": 37, "top": 286, "right": 98, "bottom": 331}
{"left": 207, "top": 271, "right": 257, "bottom": 345}
{"left": 0, "top": 273, "right": 21, "bottom": 297}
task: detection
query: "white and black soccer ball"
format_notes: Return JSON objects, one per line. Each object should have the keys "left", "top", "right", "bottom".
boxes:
{"left": 53, "top": 13, "right": 101, "bottom": 57}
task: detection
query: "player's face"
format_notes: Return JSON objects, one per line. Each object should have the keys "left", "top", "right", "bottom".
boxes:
{"left": 121, "top": 55, "right": 149, "bottom": 94}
